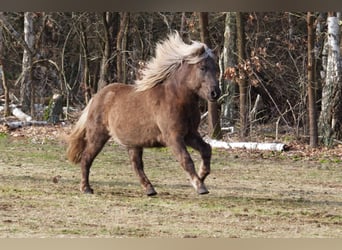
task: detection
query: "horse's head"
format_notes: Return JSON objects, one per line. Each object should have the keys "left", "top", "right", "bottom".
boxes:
{"left": 186, "top": 45, "right": 221, "bottom": 102}
{"left": 134, "top": 32, "right": 220, "bottom": 101}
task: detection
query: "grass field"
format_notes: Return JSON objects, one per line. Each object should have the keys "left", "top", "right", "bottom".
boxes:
{"left": 1, "top": 128, "right": 342, "bottom": 238}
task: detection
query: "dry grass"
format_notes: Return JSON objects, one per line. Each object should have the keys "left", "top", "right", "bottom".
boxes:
{"left": 1, "top": 127, "right": 342, "bottom": 238}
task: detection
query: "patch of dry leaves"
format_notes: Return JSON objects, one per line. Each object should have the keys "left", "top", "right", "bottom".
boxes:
{"left": 0, "top": 122, "right": 72, "bottom": 144}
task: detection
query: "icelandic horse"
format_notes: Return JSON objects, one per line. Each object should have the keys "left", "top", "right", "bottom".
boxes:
{"left": 66, "top": 32, "right": 220, "bottom": 196}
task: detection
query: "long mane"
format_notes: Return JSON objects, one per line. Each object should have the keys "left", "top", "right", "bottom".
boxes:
{"left": 134, "top": 32, "right": 214, "bottom": 92}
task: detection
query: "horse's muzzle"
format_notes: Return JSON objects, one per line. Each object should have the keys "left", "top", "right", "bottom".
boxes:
{"left": 209, "top": 87, "right": 221, "bottom": 101}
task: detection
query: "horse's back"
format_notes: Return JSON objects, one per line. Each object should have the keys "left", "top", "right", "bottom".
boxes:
{"left": 96, "top": 83, "right": 133, "bottom": 101}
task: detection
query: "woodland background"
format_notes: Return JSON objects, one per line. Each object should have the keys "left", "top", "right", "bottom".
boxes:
{"left": 0, "top": 12, "right": 341, "bottom": 148}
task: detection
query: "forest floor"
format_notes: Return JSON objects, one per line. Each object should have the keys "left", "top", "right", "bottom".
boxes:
{"left": 0, "top": 123, "right": 342, "bottom": 238}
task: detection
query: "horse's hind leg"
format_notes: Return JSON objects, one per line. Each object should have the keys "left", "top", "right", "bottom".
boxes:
{"left": 128, "top": 147, "right": 157, "bottom": 196}
{"left": 80, "top": 129, "right": 109, "bottom": 194}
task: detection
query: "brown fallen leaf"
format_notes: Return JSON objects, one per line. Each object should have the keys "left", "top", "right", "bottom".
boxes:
{"left": 52, "top": 175, "right": 62, "bottom": 184}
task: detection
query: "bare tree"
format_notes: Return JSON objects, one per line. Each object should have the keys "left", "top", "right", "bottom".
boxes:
{"left": 236, "top": 12, "right": 249, "bottom": 139}
{"left": 116, "top": 12, "right": 129, "bottom": 83}
{"left": 78, "top": 20, "right": 91, "bottom": 104}
{"left": 307, "top": 12, "right": 318, "bottom": 147}
{"left": 0, "top": 24, "right": 10, "bottom": 116}
{"left": 180, "top": 12, "right": 186, "bottom": 36}
{"left": 97, "top": 12, "right": 111, "bottom": 91}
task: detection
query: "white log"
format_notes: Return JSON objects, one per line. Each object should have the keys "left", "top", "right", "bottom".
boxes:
{"left": 5, "top": 120, "right": 49, "bottom": 129}
{"left": 205, "top": 138, "right": 287, "bottom": 152}
{"left": 221, "top": 126, "right": 234, "bottom": 133}
{"left": 11, "top": 107, "right": 32, "bottom": 122}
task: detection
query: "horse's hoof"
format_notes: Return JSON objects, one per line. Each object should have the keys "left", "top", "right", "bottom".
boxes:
{"left": 197, "top": 187, "right": 209, "bottom": 195}
{"left": 82, "top": 187, "right": 94, "bottom": 194}
{"left": 147, "top": 191, "right": 157, "bottom": 196}
{"left": 146, "top": 187, "right": 157, "bottom": 196}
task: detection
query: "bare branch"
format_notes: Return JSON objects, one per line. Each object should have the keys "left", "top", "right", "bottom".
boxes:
{"left": 0, "top": 12, "right": 33, "bottom": 55}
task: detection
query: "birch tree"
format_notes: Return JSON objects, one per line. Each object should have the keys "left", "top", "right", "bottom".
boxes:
{"left": 21, "top": 12, "right": 35, "bottom": 115}
{"left": 319, "top": 12, "right": 342, "bottom": 146}
{"left": 221, "top": 12, "right": 237, "bottom": 126}
{"left": 0, "top": 12, "right": 33, "bottom": 115}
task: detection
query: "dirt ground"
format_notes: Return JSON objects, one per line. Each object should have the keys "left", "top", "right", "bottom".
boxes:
{"left": 1, "top": 124, "right": 342, "bottom": 238}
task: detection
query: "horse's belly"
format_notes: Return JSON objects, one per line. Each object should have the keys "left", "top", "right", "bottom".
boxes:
{"left": 110, "top": 124, "right": 164, "bottom": 148}
{"left": 104, "top": 85, "right": 164, "bottom": 147}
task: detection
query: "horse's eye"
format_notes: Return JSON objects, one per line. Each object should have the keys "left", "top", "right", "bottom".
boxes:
{"left": 200, "top": 66, "right": 207, "bottom": 72}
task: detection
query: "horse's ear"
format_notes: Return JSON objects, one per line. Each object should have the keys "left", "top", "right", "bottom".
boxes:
{"left": 193, "top": 45, "right": 206, "bottom": 57}
{"left": 212, "top": 46, "right": 219, "bottom": 58}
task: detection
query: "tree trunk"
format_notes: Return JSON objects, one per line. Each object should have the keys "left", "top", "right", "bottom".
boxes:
{"left": 315, "top": 12, "right": 326, "bottom": 115}
{"left": 180, "top": 12, "right": 186, "bottom": 36}
{"left": 0, "top": 63, "right": 9, "bottom": 116}
{"left": 199, "top": 12, "right": 222, "bottom": 139}
{"left": 0, "top": 24, "right": 10, "bottom": 116}
{"left": 116, "top": 12, "right": 129, "bottom": 83}
{"left": 46, "top": 94, "right": 63, "bottom": 124}
{"left": 221, "top": 12, "right": 237, "bottom": 127}
{"left": 97, "top": 12, "right": 111, "bottom": 91}
{"left": 21, "top": 12, "right": 34, "bottom": 115}
{"left": 79, "top": 22, "right": 91, "bottom": 103}
{"left": 0, "top": 12, "right": 37, "bottom": 116}
{"left": 307, "top": 12, "right": 318, "bottom": 148}
{"left": 319, "top": 12, "right": 342, "bottom": 146}
{"left": 122, "top": 13, "right": 129, "bottom": 83}
{"left": 236, "top": 12, "right": 249, "bottom": 139}
{"left": 288, "top": 12, "right": 294, "bottom": 40}
{"left": 130, "top": 14, "right": 143, "bottom": 80}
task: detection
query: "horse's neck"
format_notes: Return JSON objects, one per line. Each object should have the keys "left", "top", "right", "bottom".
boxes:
{"left": 163, "top": 77, "right": 198, "bottom": 105}
{"left": 165, "top": 65, "right": 199, "bottom": 100}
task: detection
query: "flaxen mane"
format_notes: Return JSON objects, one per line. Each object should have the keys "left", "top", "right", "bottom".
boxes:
{"left": 135, "top": 32, "right": 214, "bottom": 91}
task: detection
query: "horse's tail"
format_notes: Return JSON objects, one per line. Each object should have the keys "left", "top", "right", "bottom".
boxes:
{"left": 66, "top": 99, "right": 93, "bottom": 164}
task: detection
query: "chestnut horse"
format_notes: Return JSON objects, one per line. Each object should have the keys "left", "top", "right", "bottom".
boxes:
{"left": 66, "top": 32, "right": 220, "bottom": 196}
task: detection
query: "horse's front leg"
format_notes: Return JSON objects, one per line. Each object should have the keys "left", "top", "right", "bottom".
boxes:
{"left": 128, "top": 147, "right": 157, "bottom": 196}
{"left": 168, "top": 136, "right": 209, "bottom": 195}
{"left": 185, "top": 132, "right": 212, "bottom": 182}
